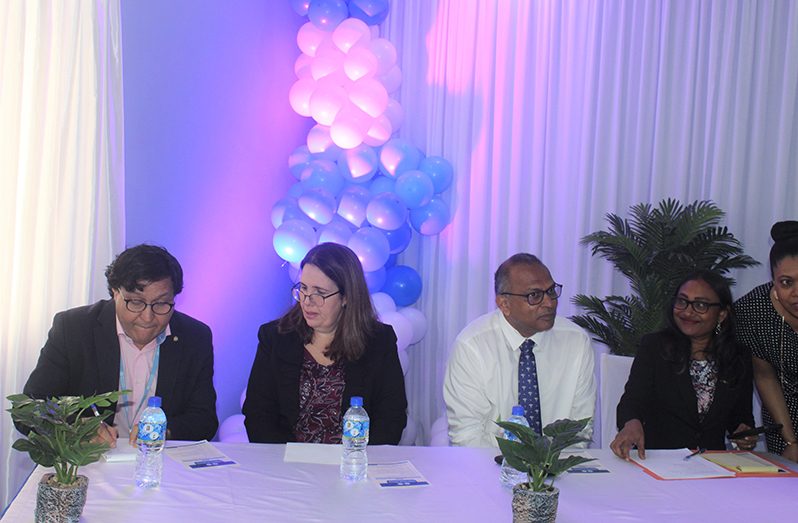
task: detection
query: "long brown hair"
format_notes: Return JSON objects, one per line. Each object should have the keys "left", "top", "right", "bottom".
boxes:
{"left": 278, "top": 243, "right": 377, "bottom": 361}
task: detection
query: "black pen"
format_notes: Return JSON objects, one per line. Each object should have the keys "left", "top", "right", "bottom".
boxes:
{"left": 683, "top": 448, "right": 706, "bottom": 461}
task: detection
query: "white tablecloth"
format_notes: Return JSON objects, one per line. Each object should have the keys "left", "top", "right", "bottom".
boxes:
{"left": 3, "top": 444, "right": 796, "bottom": 522}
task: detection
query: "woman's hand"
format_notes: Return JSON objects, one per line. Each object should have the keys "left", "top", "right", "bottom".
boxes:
{"left": 729, "top": 423, "right": 758, "bottom": 451}
{"left": 610, "top": 419, "right": 645, "bottom": 460}
{"left": 782, "top": 442, "right": 798, "bottom": 462}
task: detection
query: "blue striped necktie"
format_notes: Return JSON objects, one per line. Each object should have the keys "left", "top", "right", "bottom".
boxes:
{"left": 518, "top": 339, "right": 542, "bottom": 434}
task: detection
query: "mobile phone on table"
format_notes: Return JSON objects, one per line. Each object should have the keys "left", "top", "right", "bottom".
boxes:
{"left": 729, "top": 423, "right": 782, "bottom": 439}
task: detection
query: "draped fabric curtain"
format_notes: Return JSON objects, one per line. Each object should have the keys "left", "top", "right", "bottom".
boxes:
{"left": 0, "top": 0, "right": 125, "bottom": 511}
{"left": 384, "top": 1, "right": 798, "bottom": 443}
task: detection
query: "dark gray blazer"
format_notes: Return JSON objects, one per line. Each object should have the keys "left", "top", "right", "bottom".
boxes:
{"left": 23, "top": 299, "right": 218, "bottom": 441}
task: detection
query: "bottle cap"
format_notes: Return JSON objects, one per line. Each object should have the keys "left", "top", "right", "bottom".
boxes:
{"left": 350, "top": 396, "right": 363, "bottom": 407}
{"left": 511, "top": 405, "right": 525, "bottom": 417}
{"left": 147, "top": 396, "right": 162, "bottom": 408}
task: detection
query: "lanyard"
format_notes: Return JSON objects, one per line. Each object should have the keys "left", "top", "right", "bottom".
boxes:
{"left": 119, "top": 331, "right": 166, "bottom": 429}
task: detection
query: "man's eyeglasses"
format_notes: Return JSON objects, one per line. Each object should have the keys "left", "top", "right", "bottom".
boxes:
{"left": 123, "top": 298, "right": 174, "bottom": 315}
{"left": 292, "top": 284, "right": 341, "bottom": 307}
{"left": 500, "top": 283, "right": 563, "bottom": 306}
{"left": 672, "top": 297, "right": 721, "bottom": 314}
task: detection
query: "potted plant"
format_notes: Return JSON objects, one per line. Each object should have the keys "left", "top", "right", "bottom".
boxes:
{"left": 571, "top": 198, "right": 758, "bottom": 355}
{"left": 496, "top": 417, "right": 593, "bottom": 523}
{"left": 7, "top": 390, "right": 126, "bottom": 523}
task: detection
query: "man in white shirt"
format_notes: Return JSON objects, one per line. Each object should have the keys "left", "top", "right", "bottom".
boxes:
{"left": 443, "top": 253, "right": 596, "bottom": 447}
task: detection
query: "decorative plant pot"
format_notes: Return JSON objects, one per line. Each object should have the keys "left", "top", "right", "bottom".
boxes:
{"left": 511, "top": 484, "right": 559, "bottom": 523}
{"left": 35, "top": 473, "right": 89, "bottom": 523}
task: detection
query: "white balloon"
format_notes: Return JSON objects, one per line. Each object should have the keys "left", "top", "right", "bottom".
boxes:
{"left": 294, "top": 53, "right": 313, "bottom": 79}
{"left": 379, "top": 65, "right": 402, "bottom": 94}
{"left": 332, "top": 18, "right": 371, "bottom": 54}
{"left": 398, "top": 349, "right": 410, "bottom": 376}
{"left": 218, "top": 415, "right": 248, "bottom": 443}
{"left": 349, "top": 77, "right": 389, "bottom": 118}
{"left": 369, "top": 38, "right": 397, "bottom": 75}
{"left": 330, "top": 103, "right": 371, "bottom": 149}
{"left": 371, "top": 292, "right": 397, "bottom": 316}
{"left": 363, "top": 114, "right": 393, "bottom": 147}
{"left": 344, "top": 45, "right": 378, "bottom": 82}
{"left": 306, "top": 124, "right": 334, "bottom": 155}
{"left": 297, "top": 22, "right": 328, "bottom": 57}
{"left": 309, "top": 81, "right": 347, "bottom": 126}
{"left": 383, "top": 99, "right": 404, "bottom": 133}
{"left": 311, "top": 45, "right": 346, "bottom": 81}
{"left": 288, "top": 78, "right": 316, "bottom": 117}
{"left": 399, "top": 307, "right": 427, "bottom": 345}
{"left": 380, "top": 310, "right": 413, "bottom": 351}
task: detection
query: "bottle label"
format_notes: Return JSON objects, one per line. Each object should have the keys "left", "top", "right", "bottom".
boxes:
{"left": 343, "top": 419, "right": 369, "bottom": 439}
{"left": 138, "top": 421, "right": 166, "bottom": 443}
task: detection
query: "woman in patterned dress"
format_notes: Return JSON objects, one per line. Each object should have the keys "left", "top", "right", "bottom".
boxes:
{"left": 735, "top": 221, "right": 798, "bottom": 462}
{"left": 611, "top": 271, "right": 757, "bottom": 460}
{"left": 243, "top": 243, "right": 407, "bottom": 445}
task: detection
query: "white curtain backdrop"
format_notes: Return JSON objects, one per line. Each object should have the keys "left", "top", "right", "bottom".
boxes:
{"left": 384, "top": 1, "right": 798, "bottom": 443}
{"left": 0, "top": 0, "right": 125, "bottom": 512}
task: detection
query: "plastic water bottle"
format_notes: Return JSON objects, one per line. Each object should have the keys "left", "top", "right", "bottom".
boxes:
{"left": 135, "top": 396, "right": 167, "bottom": 488}
{"left": 340, "top": 396, "right": 369, "bottom": 481}
{"left": 500, "top": 405, "right": 530, "bottom": 487}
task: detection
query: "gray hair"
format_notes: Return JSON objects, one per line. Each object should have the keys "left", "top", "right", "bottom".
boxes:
{"left": 494, "top": 253, "right": 545, "bottom": 295}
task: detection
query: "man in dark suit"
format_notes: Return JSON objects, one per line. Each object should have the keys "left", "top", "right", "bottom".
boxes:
{"left": 23, "top": 244, "right": 218, "bottom": 444}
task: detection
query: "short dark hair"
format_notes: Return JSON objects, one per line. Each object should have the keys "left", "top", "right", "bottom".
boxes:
{"left": 105, "top": 244, "right": 184, "bottom": 296}
{"left": 769, "top": 220, "right": 798, "bottom": 277}
{"left": 278, "top": 243, "right": 377, "bottom": 362}
{"left": 494, "top": 253, "right": 545, "bottom": 295}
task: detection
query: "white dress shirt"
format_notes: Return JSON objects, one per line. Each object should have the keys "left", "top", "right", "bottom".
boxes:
{"left": 443, "top": 309, "right": 596, "bottom": 448}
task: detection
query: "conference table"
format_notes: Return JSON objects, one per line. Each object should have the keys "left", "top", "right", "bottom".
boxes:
{"left": 3, "top": 443, "right": 797, "bottom": 522}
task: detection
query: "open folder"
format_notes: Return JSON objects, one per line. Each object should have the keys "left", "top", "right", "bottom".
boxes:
{"left": 631, "top": 449, "right": 797, "bottom": 480}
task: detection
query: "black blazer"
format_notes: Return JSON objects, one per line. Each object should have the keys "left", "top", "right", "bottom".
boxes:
{"left": 243, "top": 320, "right": 407, "bottom": 445}
{"left": 616, "top": 332, "right": 753, "bottom": 450}
{"left": 23, "top": 299, "right": 218, "bottom": 441}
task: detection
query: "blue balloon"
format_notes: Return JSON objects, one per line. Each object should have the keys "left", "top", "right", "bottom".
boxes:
{"left": 366, "top": 192, "right": 408, "bottom": 231}
{"left": 298, "top": 188, "right": 337, "bottom": 225}
{"left": 290, "top": 0, "right": 311, "bottom": 16}
{"left": 274, "top": 219, "right": 317, "bottom": 263}
{"left": 369, "top": 175, "right": 396, "bottom": 196}
{"left": 287, "top": 182, "right": 305, "bottom": 199}
{"left": 348, "top": 0, "right": 390, "bottom": 25}
{"left": 383, "top": 265, "right": 422, "bottom": 307}
{"left": 288, "top": 145, "right": 313, "bottom": 180}
{"left": 419, "top": 156, "right": 454, "bottom": 193}
{"left": 308, "top": 0, "right": 348, "bottom": 31}
{"left": 383, "top": 221, "right": 412, "bottom": 254}
{"left": 364, "top": 266, "right": 386, "bottom": 293}
{"left": 338, "top": 144, "right": 379, "bottom": 184}
{"left": 348, "top": 227, "right": 390, "bottom": 272}
{"left": 337, "top": 185, "right": 371, "bottom": 227}
{"left": 379, "top": 138, "right": 423, "bottom": 177}
{"left": 409, "top": 197, "right": 450, "bottom": 235}
{"left": 271, "top": 197, "right": 304, "bottom": 229}
{"left": 394, "top": 169, "right": 434, "bottom": 209}
{"left": 385, "top": 253, "right": 398, "bottom": 268}
{"left": 300, "top": 159, "right": 346, "bottom": 197}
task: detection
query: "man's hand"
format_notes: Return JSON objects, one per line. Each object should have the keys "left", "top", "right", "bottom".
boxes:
{"left": 92, "top": 422, "right": 118, "bottom": 448}
{"left": 729, "top": 423, "right": 758, "bottom": 451}
{"left": 610, "top": 419, "right": 645, "bottom": 460}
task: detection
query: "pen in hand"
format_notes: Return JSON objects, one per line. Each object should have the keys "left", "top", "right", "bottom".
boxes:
{"left": 683, "top": 448, "right": 706, "bottom": 461}
{"left": 91, "top": 403, "right": 118, "bottom": 448}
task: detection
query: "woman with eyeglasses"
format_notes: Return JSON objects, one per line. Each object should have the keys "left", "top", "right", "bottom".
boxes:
{"left": 243, "top": 242, "right": 407, "bottom": 444}
{"left": 734, "top": 221, "right": 798, "bottom": 462}
{"left": 610, "top": 270, "right": 756, "bottom": 460}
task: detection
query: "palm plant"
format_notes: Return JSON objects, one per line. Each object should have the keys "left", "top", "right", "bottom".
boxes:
{"left": 571, "top": 199, "right": 759, "bottom": 356}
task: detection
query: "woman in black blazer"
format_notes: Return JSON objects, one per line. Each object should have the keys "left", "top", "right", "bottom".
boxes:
{"left": 611, "top": 270, "right": 758, "bottom": 459}
{"left": 243, "top": 243, "right": 407, "bottom": 445}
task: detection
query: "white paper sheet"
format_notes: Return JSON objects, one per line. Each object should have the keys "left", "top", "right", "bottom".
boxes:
{"left": 283, "top": 442, "right": 341, "bottom": 465}
{"left": 368, "top": 460, "right": 430, "bottom": 487}
{"left": 630, "top": 449, "right": 736, "bottom": 480}
{"left": 164, "top": 440, "right": 238, "bottom": 469}
{"left": 102, "top": 439, "right": 137, "bottom": 463}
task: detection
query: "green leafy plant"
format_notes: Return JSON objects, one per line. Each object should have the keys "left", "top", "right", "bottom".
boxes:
{"left": 7, "top": 391, "right": 127, "bottom": 486}
{"left": 571, "top": 199, "right": 759, "bottom": 355}
{"left": 496, "top": 417, "right": 594, "bottom": 492}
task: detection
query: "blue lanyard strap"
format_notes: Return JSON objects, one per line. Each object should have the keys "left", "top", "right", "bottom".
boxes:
{"left": 119, "top": 330, "right": 166, "bottom": 428}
